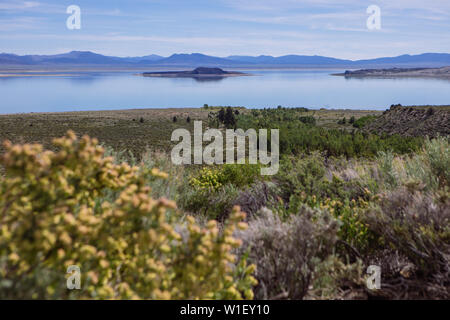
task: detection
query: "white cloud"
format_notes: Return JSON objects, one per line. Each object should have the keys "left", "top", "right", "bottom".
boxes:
{"left": 0, "top": 1, "right": 41, "bottom": 10}
{"left": 0, "top": 16, "right": 44, "bottom": 30}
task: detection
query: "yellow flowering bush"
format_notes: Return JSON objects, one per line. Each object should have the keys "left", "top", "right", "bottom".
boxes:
{"left": 309, "top": 196, "right": 371, "bottom": 249}
{"left": 189, "top": 167, "right": 223, "bottom": 191}
{"left": 280, "top": 191, "right": 371, "bottom": 249}
{"left": 189, "top": 163, "right": 263, "bottom": 192}
{"left": 0, "top": 131, "right": 256, "bottom": 299}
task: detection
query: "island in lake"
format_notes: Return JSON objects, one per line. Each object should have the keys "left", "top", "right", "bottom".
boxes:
{"left": 142, "top": 67, "right": 250, "bottom": 79}
{"left": 332, "top": 66, "right": 450, "bottom": 79}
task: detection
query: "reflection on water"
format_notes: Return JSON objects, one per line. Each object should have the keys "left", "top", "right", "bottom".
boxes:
{"left": 158, "top": 76, "right": 228, "bottom": 84}
{"left": 0, "top": 69, "right": 449, "bottom": 113}
{"left": 192, "top": 77, "right": 227, "bottom": 83}
{"left": 65, "top": 75, "right": 105, "bottom": 86}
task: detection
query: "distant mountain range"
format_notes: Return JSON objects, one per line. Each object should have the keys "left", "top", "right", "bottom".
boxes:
{"left": 1, "top": 51, "right": 450, "bottom": 68}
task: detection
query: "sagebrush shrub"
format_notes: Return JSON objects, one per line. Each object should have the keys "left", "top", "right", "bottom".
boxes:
{"left": 373, "top": 136, "right": 449, "bottom": 193}
{"left": 180, "top": 182, "right": 240, "bottom": 220}
{"left": 363, "top": 188, "right": 450, "bottom": 298}
{"left": 377, "top": 151, "right": 399, "bottom": 189}
{"left": 231, "top": 182, "right": 278, "bottom": 219}
{"left": 276, "top": 152, "right": 326, "bottom": 200}
{"left": 0, "top": 131, "right": 256, "bottom": 299}
{"left": 423, "top": 136, "right": 449, "bottom": 185}
{"left": 406, "top": 136, "right": 449, "bottom": 189}
{"left": 237, "top": 206, "right": 342, "bottom": 299}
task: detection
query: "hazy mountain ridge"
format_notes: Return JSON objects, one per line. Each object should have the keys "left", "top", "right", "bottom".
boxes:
{"left": 1, "top": 51, "right": 450, "bottom": 68}
{"left": 227, "top": 54, "right": 352, "bottom": 65}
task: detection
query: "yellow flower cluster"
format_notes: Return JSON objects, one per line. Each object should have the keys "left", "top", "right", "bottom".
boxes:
{"left": 0, "top": 131, "right": 255, "bottom": 299}
{"left": 189, "top": 167, "right": 223, "bottom": 191}
{"left": 319, "top": 197, "right": 370, "bottom": 248}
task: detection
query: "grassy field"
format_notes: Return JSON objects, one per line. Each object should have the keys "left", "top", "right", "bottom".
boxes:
{"left": 0, "top": 108, "right": 204, "bottom": 155}
{"left": 0, "top": 107, "right": 380, "bottom": 155}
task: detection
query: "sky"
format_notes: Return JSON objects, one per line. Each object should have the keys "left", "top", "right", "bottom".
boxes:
{"left": 1, "top": 0, "right": 450, "bottom": 59}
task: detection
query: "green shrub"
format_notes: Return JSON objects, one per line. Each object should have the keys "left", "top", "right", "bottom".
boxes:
{"left": 276, "top": 153, "right": 326, "bottom": 200}
{"left": 375, "top": 136, "right": 449, "bottom": 192}
{"left": 220, "top": 163, "right": 263, "bottom": 188}
{"left": 337, "top": 117, "right": 346, "bottom": 125}
{"left": 179, "top": 183, "right": 240, "bottom": 220}
{"left": 236, "top": 110, "right": 422, "bottom": 158}
{"left": 353, "top": 115, "right": 377, "bottom": 128}
{"left": 377, "top": 151, "right": 399, "bottom": 189}
{"left": 299, "top": 116, "right": 316, "bottom": 125}
{"left": 419, "top": 136, "right": 449, "bottom": 187}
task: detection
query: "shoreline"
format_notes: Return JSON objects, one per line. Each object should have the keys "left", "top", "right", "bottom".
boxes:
{"left": 332, "top": 74, "right": 450, "bottom": 79}
{"left": 0, "top": 73, "right": 86, "bottom": 77}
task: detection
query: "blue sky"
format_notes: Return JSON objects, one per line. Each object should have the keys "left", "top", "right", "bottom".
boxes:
{"left": 1, "top": 0, "right": 450, "bottom": 59}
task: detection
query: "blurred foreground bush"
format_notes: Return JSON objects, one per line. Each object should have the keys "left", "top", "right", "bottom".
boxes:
{"left": 0, "top": 131, "right": 255, "bottom": 299}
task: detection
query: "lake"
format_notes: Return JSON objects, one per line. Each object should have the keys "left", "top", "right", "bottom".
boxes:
{"left": 1, "top": 69, "right": 449, "bottom": 114}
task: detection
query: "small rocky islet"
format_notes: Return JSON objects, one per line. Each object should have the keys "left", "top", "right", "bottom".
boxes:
{"left": 142, "top": 67, "right": 249, "bottom": 78}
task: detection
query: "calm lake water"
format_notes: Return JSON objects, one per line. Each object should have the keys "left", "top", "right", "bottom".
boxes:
{"left": 1, "top": 69, "right": 449, "bottom": 113}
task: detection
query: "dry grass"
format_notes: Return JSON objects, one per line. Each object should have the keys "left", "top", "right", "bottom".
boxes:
{"left": 0, "top": 108, "right": 208, "bottom": 157}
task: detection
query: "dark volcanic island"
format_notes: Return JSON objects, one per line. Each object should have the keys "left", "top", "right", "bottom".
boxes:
{"left": 142, "top": 67, "right": 250, "bottom": 79}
